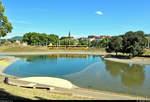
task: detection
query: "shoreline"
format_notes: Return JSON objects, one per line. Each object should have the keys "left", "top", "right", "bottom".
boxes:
{"left": 1, "top": 51, "right": 150, "bottom": 65}
{"left": 0, "top": 52, "right": 150, "bottom": 100}
{"left": 0, "top": 56, "right": 19, "bottom": 78}
{"left": 0, "top": 51, "right": 107, "bottom": 56}
{"left": 103, "top": 56, "right": 150, "bottom": 65}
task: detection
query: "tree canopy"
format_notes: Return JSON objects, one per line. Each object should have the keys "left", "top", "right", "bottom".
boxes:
{"left": 0, "top": 0, "right": 13, "bottom": 38}
{"left": 22, "top": 32, "right": 59, "bottom": 46}
{"left": 106, "top": 31, "right": 147, "bottom": 57}
{"left": 106, "top": 36, "right": 123, "bottom": 55}
{"left": 122, "top": 31, "right": 147, "bottom": 57}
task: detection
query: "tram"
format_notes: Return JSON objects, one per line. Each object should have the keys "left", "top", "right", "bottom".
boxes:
{"left": 47, "top": 45, "right": 88, "bottom": 50}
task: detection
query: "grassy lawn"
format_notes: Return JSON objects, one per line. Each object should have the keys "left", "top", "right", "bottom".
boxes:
{"left": 0, "top": 46, "right": 106, "bottom": 53}
{"left": 0, "top": 46, "right": 49, "bottom": 52}
{"left": 0, "top": 45, "right": 150, "bottom": 57}
{"left": 143, "top": 49, "right": 150, "bottom": 56}
{"left": 0, "top": 81, "right": 87, "bottom": 100}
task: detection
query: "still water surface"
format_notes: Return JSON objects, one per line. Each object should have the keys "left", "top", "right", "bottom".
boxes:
{"left": 3, "top": 54, "right": 150, "bottom": 97}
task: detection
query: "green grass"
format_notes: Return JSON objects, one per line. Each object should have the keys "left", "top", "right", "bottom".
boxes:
{"left": 0, "top": 46, "right": 106, "bottom": 53}
{"left": 0, "top": 82, "right": 87, "bottom": 100}
{"left": 0, "top": 46, "right": 49, "bottom": 52}
{"left": 0, "top": 45, "right": 150, "bottom": 57}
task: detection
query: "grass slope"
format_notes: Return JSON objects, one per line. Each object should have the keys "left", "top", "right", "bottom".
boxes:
{"left": 0, "top": 82, "right": 86, "bottom": 100}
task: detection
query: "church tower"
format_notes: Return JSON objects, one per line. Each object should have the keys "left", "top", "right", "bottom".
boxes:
{"left": 68, "top": 31, "right": 71, "bottom": 38}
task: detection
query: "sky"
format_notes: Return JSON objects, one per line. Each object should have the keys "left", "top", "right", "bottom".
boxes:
{"left": 1, "top": 0, "right": 150, "bottom": 38}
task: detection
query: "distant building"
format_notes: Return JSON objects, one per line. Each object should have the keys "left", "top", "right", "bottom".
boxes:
{"left": 88, "top": 35, "right": 107, "bottom": 41}
{"left": 62, "top": 31, "right": 74, "bottom": 39}
{"left": 78, "top": 37, "right": 88, "bottom": 41}
{"left": 15, "top": 40, "right": 21, "bottom": 46}
{"left": 22, "top": 42, "right": 28, "bottom": 46}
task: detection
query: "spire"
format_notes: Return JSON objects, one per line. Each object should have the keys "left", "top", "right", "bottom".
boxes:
{"left": 68, "top": 30, "right": 71, "bottom": 38}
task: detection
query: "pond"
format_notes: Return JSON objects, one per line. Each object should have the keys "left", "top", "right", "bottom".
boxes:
{"left": 3, "top": 54, "right": 150, "bottom": 97}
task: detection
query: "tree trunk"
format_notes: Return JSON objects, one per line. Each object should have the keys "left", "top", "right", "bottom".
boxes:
{"left": 116, "top": 52, "right": 118, "bottom": 56}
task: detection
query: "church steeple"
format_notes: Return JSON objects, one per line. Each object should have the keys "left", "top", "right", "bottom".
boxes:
{"left": 68, "top": 31, "right": 71, "bottom": 38}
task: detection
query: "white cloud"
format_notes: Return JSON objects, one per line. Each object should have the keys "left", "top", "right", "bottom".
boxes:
{"left": 96, "top": 11, "right": 103, "bottom": 15}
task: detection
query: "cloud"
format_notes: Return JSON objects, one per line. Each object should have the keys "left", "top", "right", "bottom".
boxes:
{"left": 96, "top": 11, "right": 103, "bottom": 15}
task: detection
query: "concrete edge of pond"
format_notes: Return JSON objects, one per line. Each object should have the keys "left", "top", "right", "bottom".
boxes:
{"left": 17, "top": 77, "right": 78, "bottom": 89}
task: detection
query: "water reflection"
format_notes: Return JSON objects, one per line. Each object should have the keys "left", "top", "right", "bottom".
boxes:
{"left": 4, "top": 54, "right": 150, "bottom": 97}
{"left": 5, "top": 54, "right": 100, "bottom": 77}
{"left": 105, "top": 60, "right": 145, "bottom": 87}
{"left": 15, "top": 54, "right": 89, "bottom": 63}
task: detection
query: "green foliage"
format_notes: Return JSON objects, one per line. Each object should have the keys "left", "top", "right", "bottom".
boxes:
{"left": 0, "top": 0, "right": 13, "bottom": 38}
{"left": 106, "top": 36, "right": 123, "bottom": 55}
{"left": 78, "top": 40, "right": 88, "bottom": 45}
{"left": 100, "top": 37, "right": 110, "bottom": 48}
{"left": 60, "top": 38, "right": 77, "bottom": 45}
{"left": 91, "top": 40, "right": 101, "bottom": 48}
{"left": 91, "top": 37, "right": 110, "bottom": 48}
{"left": 22, "top": 32, "right": 59, "bottom": 46}
{"left": 48, "top": 34, "right": 59, "bottom": 45}
{"left": 122, "top": 31, "right": 147, "bottom": 57}
{"left": 106, "top": 31, "right": 147, "bottom": 57}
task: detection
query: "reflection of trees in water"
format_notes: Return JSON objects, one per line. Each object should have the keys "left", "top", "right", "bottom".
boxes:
{"left": 105, "top": 60, "right": 145, "bottom": 87}
{"left": 15, "top": 55, "right": 49, "bottom": 63}
{"left": 15, "top": 54, "right": 89, "bottom": 63}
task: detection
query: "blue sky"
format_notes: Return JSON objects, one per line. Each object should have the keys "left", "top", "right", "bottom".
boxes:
{"left": 1, "top": 0, "right": 150, "bottom": 38}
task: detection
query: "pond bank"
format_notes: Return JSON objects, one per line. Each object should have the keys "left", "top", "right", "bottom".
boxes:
{"left": 103, "top": 56, "right": 150, "bottom": 65}
{"left": 0, "top": 52, "right": 150, "bottom": 100}
{"left": 0, "top": 51, "right": 108, "bottom": 56}
{"left": 1, "top": 51, "right": 150, "bottom": 65}
{"left": 0, "top": 56, "right": 19, "bottom": 77}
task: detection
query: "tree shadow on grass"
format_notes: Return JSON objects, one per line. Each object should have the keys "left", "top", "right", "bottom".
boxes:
{"left": 0, "top": 88, "right": 31, "bottom": 101}
{"left": 0, "top": 87, "right": 53, "bottom": 101}
{"left": 105, "top": 54, "right": 130, "bottom": 59}
{"left": 34, "top": 96, "right": 51, "bottom": 100}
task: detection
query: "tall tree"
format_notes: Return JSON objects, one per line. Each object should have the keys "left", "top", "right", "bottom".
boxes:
{"left": 78, "top": 40, "right": 88, "bottom": 45}
{"left": 106, "top": 36, "right": 123, "bottom": 55}
{"left": 0, "top": 0, "right": 13, "bottom": 43}
{"left": 122, "top": 31, "right": 147, "bottom": 57}
{"left": 100, "top": 37, "right": 110, "bottom": 48}
{"left": 48, "top": 34, "right": 59, "bottom": 45}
